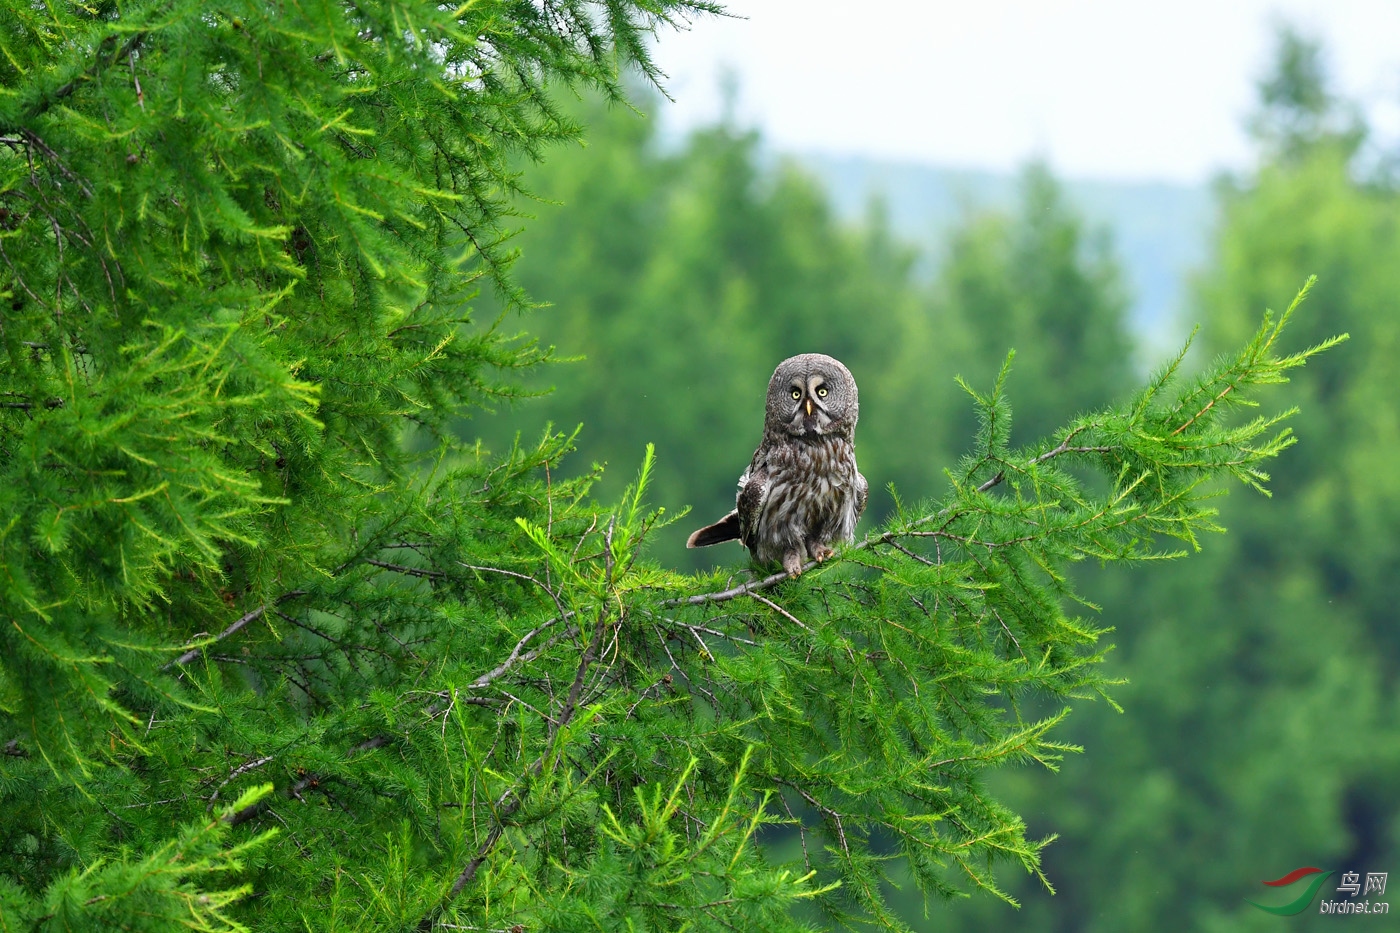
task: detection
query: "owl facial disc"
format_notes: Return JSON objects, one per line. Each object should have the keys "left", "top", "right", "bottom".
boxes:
{"left": 767, "top": 353, "right": 857, "bottom": 439}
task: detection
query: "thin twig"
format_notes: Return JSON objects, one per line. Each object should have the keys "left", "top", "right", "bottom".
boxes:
{"left": 772, "top": 777, "right": 850, "bottom": 857}
{"left": 746, "top": 592, "right": 811, "bottom": 631}
{"left": 20, "top": 129, "right": 94, "bottom": 198}
{"left": 458, "top": 562, "right": 569, "bottom": 622}
{"left": 468, "top": 618, "right": 577, "bottom": 689}
{"left": 367, "top": 559, "right": 443, "bottom": 579}
{"left": 165, "top": 591, "right": 308, "bottom": 669}
{"left": 884, "top": 538, "right": 935, "bottom": 567}
{"left": 421, "top": 520, "right": 621, "bottom": 929}
{"left": 26, "top": 32, "right": 146, "bottom": 118}
{"left": 207, "top": 756, "right": 274, "bottom": 812}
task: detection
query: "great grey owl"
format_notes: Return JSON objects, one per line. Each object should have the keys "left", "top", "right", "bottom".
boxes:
{"left": 686, "top": 353, "right": 868, "bottom": 576}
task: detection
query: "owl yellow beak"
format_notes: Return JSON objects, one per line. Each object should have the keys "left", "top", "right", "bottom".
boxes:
{"left": 805, "top": 398, "right": 813, "bottom": 417}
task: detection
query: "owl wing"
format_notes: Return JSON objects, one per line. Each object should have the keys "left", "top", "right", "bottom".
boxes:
{"left": 685, "top": 457, "right": 771, "bottom": 550}
{"left": 854, "top": 470, "right": 869, "bottom": 521}
{"left": 735, "top": 463, "right": 770, "bottom": 551}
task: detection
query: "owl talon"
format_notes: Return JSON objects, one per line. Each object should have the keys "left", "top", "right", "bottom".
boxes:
{"left": 782, "top": 552, "right": 805, "bottom": 576}
{"left": 811, "top": 543, "right": 835, "bottom": 563}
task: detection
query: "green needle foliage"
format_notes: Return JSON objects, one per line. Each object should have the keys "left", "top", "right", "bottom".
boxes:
{"left": 955, "top": 29, "right": 1398, "bottom": 932}
{"left": 0, "top": 2, "right": 1341, "bottom": 930}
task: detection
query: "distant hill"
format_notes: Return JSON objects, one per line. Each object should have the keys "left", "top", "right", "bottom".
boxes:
{"left": 793, "top": 153, "right": 1214, "bottom": 348}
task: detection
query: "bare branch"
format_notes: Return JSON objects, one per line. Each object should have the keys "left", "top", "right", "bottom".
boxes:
{"left": 165, "top": 591, "right": 309, "bottom": 669}
{"left": 746, "top": 591, "right": 811, "bottom": 631}
{"left": 366, "top": 558, "right": 443, "bottom": 579}
{"left": 458, "top": 561, "right": 570, "bottom": 622}
{"left": 207, "top": 755, "right": 274, "bottom": 812}
{"left": 468, "top": 618, "right": 578, "bottom": 689}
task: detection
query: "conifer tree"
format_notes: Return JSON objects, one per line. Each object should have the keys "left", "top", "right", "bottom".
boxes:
{"left": 951, "top": 27, "right": 1397, "bottom": 932}
{"left": 0, "top": 4, "right": 1341, "bottom": 932}
{"left": 933, "top": 163, "right": 1135, "bottom": 446}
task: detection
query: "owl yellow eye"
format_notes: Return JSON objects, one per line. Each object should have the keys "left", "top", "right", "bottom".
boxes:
{"left": 816, "top": 386, "right": 828, "bottom": 398}
{"left": 791, "top": 388, "right": 802, "bottom": 400}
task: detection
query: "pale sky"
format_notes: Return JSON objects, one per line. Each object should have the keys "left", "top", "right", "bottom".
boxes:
{"left": 649, "top": 0, "right": 1400, "bottom": 183}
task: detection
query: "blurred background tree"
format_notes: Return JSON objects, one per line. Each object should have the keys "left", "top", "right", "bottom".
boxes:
{"left": 474, "top": 96, "right": 928, "bottom": 567}
{"left": 924, "top": 26, "right": 1400, "bottom": 932}
{"left": 477, "top": 101, "right": 1134, "bottom": 569}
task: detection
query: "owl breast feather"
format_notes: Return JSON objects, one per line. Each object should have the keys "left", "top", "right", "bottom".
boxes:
{"left": 741, "top": 434, "right": 864, "bottom": 566}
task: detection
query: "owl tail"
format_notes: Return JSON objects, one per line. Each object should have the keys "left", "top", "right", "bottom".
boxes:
{"left": 686, "top": 510, "right": 741, "bottom": 548}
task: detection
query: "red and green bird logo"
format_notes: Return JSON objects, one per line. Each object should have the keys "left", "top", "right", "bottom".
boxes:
{"left": 1247, "top": 867, "right": 1334, "bottom": 915}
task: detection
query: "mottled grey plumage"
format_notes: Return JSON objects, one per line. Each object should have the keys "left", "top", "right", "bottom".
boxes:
{"left": 686, "top": 353, "right": 868, "bottom": 575}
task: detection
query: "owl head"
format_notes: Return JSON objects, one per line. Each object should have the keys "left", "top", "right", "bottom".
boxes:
{"left": 764, "top": 353, "right": 859, "bottom": 440}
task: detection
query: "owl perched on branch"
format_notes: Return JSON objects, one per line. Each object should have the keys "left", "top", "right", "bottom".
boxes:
{"left": 687, "top": 353, "right": 868, "bottom": 576}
